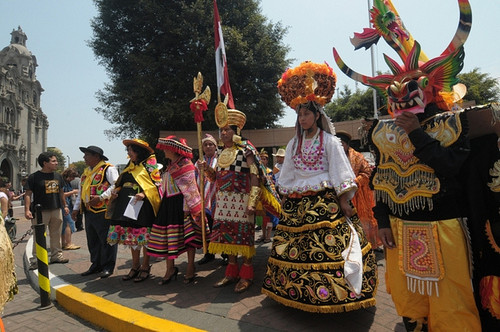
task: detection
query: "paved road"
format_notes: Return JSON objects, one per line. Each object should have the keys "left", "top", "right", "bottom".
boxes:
{"left": 2, "top": 202, "right": 405, "bottom": 331}
{"left": 2, "top": 204, "right": 103, "bottom": 331}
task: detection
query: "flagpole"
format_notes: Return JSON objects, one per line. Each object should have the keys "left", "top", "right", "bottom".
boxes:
{"left": 214, "top": 0, "right": 235, "bottom": 108}
{"left": 367, "top": 0, "right": 378, "bottom": 119}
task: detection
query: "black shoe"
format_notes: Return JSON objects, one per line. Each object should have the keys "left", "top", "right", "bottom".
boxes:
{"left": 98, "top": 270, "right": 112, "bottom": 279}
{"left": 81, "top": 268, "right": 101, "bottom": 276}
{"left": 198, "top": 253, "right": 215, "bottom": 265}
{"left": 158, "top": 267, "right": 179, "bottom": 285}
{"left": 76, "top": 227, "right": 84, "bottom": 232}
{"left": 221, "top": 254, "right": 229, "bottom": 266}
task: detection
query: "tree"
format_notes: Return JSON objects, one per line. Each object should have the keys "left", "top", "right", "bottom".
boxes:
{"left": 89, "top": 0, "right": 290, "bottom": 145}
{"left": 458, "top": 68, "right": 500, "bottom": 105}
{"left": 70, "top": 161, "right": 87, "bottom": 176}
{"left": 47, "top": 147, "right": 66, "bottom": 173}
{"left": 325, "top": 85, "right": 382, "bottom": 122}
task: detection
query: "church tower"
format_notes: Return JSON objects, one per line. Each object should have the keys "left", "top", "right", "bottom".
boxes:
{"left": 0, "top": 26, "right": 48, "bottom": 189}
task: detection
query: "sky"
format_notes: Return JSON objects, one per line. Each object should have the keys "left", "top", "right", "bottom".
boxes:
{"left": 1, "top": 0, "right": 499, "bottom": 167}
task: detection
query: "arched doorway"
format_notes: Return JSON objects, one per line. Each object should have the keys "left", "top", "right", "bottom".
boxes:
{"left": 0, "top": 159, "right": 12, "bottom": 181}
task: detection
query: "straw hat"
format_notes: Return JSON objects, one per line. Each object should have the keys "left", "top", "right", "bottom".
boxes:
{"left": 272, "top": 148, "right": 286, "bottom": 157}
{"left": 122, "top": 138, "right": 154, "bottom": 154}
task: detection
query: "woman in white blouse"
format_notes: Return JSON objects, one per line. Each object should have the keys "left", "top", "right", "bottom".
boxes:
{"left": 261, "top": 62, "right": 378, "bottom": 313}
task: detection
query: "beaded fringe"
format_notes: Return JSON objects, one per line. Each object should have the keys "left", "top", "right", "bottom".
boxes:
{"left": 406, "top": 277, "right": 439, "bottom": 297}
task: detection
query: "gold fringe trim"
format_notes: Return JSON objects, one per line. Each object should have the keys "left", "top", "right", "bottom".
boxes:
{"left": 261, "top": 288, "right": 376, "bottom": 314}
{"left": 260, "top": 184, "right": 281, "bottom": 215}
{"left": 485, "top": 220, "right": 500, "bottom": 254}
{"left": 267, "top": 243, "right": 373, "bottom": 271}
{"left": 208, "top": 242, "right": 256, "bottom": 259}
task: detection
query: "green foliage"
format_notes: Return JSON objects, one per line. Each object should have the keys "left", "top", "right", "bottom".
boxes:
{"left": 458, "top": 68, "right": 500, "bottom": 105}
{"left": 47, "top": 147, "right": 66, "bottom": 173}
{"left": 325, "top": 85, "right": 382, "bottom": 122}
{"left": 89, "top": 0, "right": 290, "bottom": 145}
{"left": 70, "top": 161, "right": 87, "bottom": 176}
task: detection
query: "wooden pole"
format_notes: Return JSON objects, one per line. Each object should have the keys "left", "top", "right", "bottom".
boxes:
{"left": 197, "top": 122, "right": 207, "bottom": 254}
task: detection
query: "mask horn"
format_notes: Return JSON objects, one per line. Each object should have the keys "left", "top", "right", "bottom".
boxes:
{"left": 442, "top": 0, "right": 472, "bottom": 55}
{"left": 332, "top": 47, "right": 371, "bottom": 85}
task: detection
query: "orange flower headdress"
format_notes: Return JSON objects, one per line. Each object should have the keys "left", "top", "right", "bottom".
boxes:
{"left": 278, "top": 61, "right": 337, "bottom": 110}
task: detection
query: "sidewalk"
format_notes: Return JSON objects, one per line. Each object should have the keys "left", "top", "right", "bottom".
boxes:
{"left": 3, "top": 203, "right": 405, "bottom": 331}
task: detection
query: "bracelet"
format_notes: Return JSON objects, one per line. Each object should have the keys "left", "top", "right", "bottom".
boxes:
{"left": 249, "top": 163, "right": 259, "bottom": 176}
{"left": 247, "top": 186, "right": 261, "bottom": 209}
{"left": 205, "top": 166, "right": 216, "bottom": 181}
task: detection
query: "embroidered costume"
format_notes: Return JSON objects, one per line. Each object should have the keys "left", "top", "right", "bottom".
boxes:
{"left": 148, "top": 139, "right": 204, "bottom": 258}
{"left": 333, "top": 0, "right": 481, "bottom": 330}
{"left": 460, "top": 131, "right": 500, "bottom": 331}
{"left": 209, "top": 106, "right": 280, "bottom": 293}
{"left": 255, "top": 149, "right": 279, "bottom": 239}
{"left": 75, "top": 145, "right": 119, "bottom": 276}
{"left": 209, "top": 140, "right": 257, "bottom": 258}
{"left": 262, "top": 61, "right": 378, "bottom": 313}
{"left": 107, "top": 146, "right": 161, "bottom": 248}
{"left": 0, "top": 214, "right": 17, "bottom": 313}
{"left": 337, "top": 131, "right": 381, "bottom": 249}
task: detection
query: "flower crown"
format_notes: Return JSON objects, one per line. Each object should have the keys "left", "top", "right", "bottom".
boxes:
{"left": 278, "top": 61, "right": 337, "bottom": 110}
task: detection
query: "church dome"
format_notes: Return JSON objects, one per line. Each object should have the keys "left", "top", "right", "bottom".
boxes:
{"left": 1, "top": 43, "right": 32, "bottom": 57}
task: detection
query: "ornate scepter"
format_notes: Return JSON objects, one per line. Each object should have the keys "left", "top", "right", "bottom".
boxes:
{"left": 189, "top": 72, "right": 211, "bottom": 253}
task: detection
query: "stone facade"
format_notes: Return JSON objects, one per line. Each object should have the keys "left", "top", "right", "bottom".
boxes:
{"left": 0, "top": 27, "right": 48, "bottom": 189}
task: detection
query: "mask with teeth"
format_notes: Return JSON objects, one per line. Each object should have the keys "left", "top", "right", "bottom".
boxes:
{"left": 332, "top": 0, "right": 471, "bottom": 118}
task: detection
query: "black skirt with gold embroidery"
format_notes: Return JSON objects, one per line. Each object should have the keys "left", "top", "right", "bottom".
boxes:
{"left": 261, "top": 189, "right": 378, "bottom": 313}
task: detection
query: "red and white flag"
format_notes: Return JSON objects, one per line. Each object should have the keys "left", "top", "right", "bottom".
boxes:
{"left": 213, "top": 0, "right": 235, "bottom": 109}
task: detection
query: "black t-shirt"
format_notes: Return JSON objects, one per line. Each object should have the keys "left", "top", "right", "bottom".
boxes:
{"left": 27, "top": 171, "right": 63, "bottom": 210}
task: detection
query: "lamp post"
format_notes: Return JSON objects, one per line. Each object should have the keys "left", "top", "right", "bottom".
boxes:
{"left": 67, "top": 155, "right": 71, "bottom": 168}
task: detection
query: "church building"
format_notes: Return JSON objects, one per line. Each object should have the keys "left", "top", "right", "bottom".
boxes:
{"left": 0, "top": 27, "right": 48, "bottom": 189}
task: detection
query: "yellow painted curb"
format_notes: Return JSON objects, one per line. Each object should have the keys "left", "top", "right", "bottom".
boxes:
{"left": 56, "top": 285, "right": 206, "bottom": 332}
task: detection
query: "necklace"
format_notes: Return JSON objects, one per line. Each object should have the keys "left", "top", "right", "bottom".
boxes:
{"left": 217, "top": 145, "right": 238, "bottom": 168}
{"left": 298, "top": 129, "right": 323, "bottom": 167}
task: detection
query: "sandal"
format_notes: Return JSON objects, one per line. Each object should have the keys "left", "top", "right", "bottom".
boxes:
{"left": 234, "top": 278, "right": 253, "bottom": 293}
{"left": 122, "top": 267, "right": 140, "bottom": 281}
{"left": 213, "top": 276, "right": 238, "bottom": 288}
{"left": 134, "top": 265, "right": 152, "bottom": 283}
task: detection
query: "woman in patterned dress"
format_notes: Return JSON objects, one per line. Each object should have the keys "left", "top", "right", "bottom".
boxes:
{"left": 107, "top": 139, "right": 161, "bottom": 282}
{"left": 147, "top": 136, "right": 205, "bottom": 285}
{"left": 261, "top": 61, "right": 378, "bottom": 313}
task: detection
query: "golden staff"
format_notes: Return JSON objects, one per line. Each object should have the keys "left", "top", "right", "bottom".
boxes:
{"left": 189, "top": 72, "right": 211, "bottom": 253}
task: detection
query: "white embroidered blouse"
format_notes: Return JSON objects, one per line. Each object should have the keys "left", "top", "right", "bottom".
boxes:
{"left": 277, "top": 130, "right": 357, "bottom": 198}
